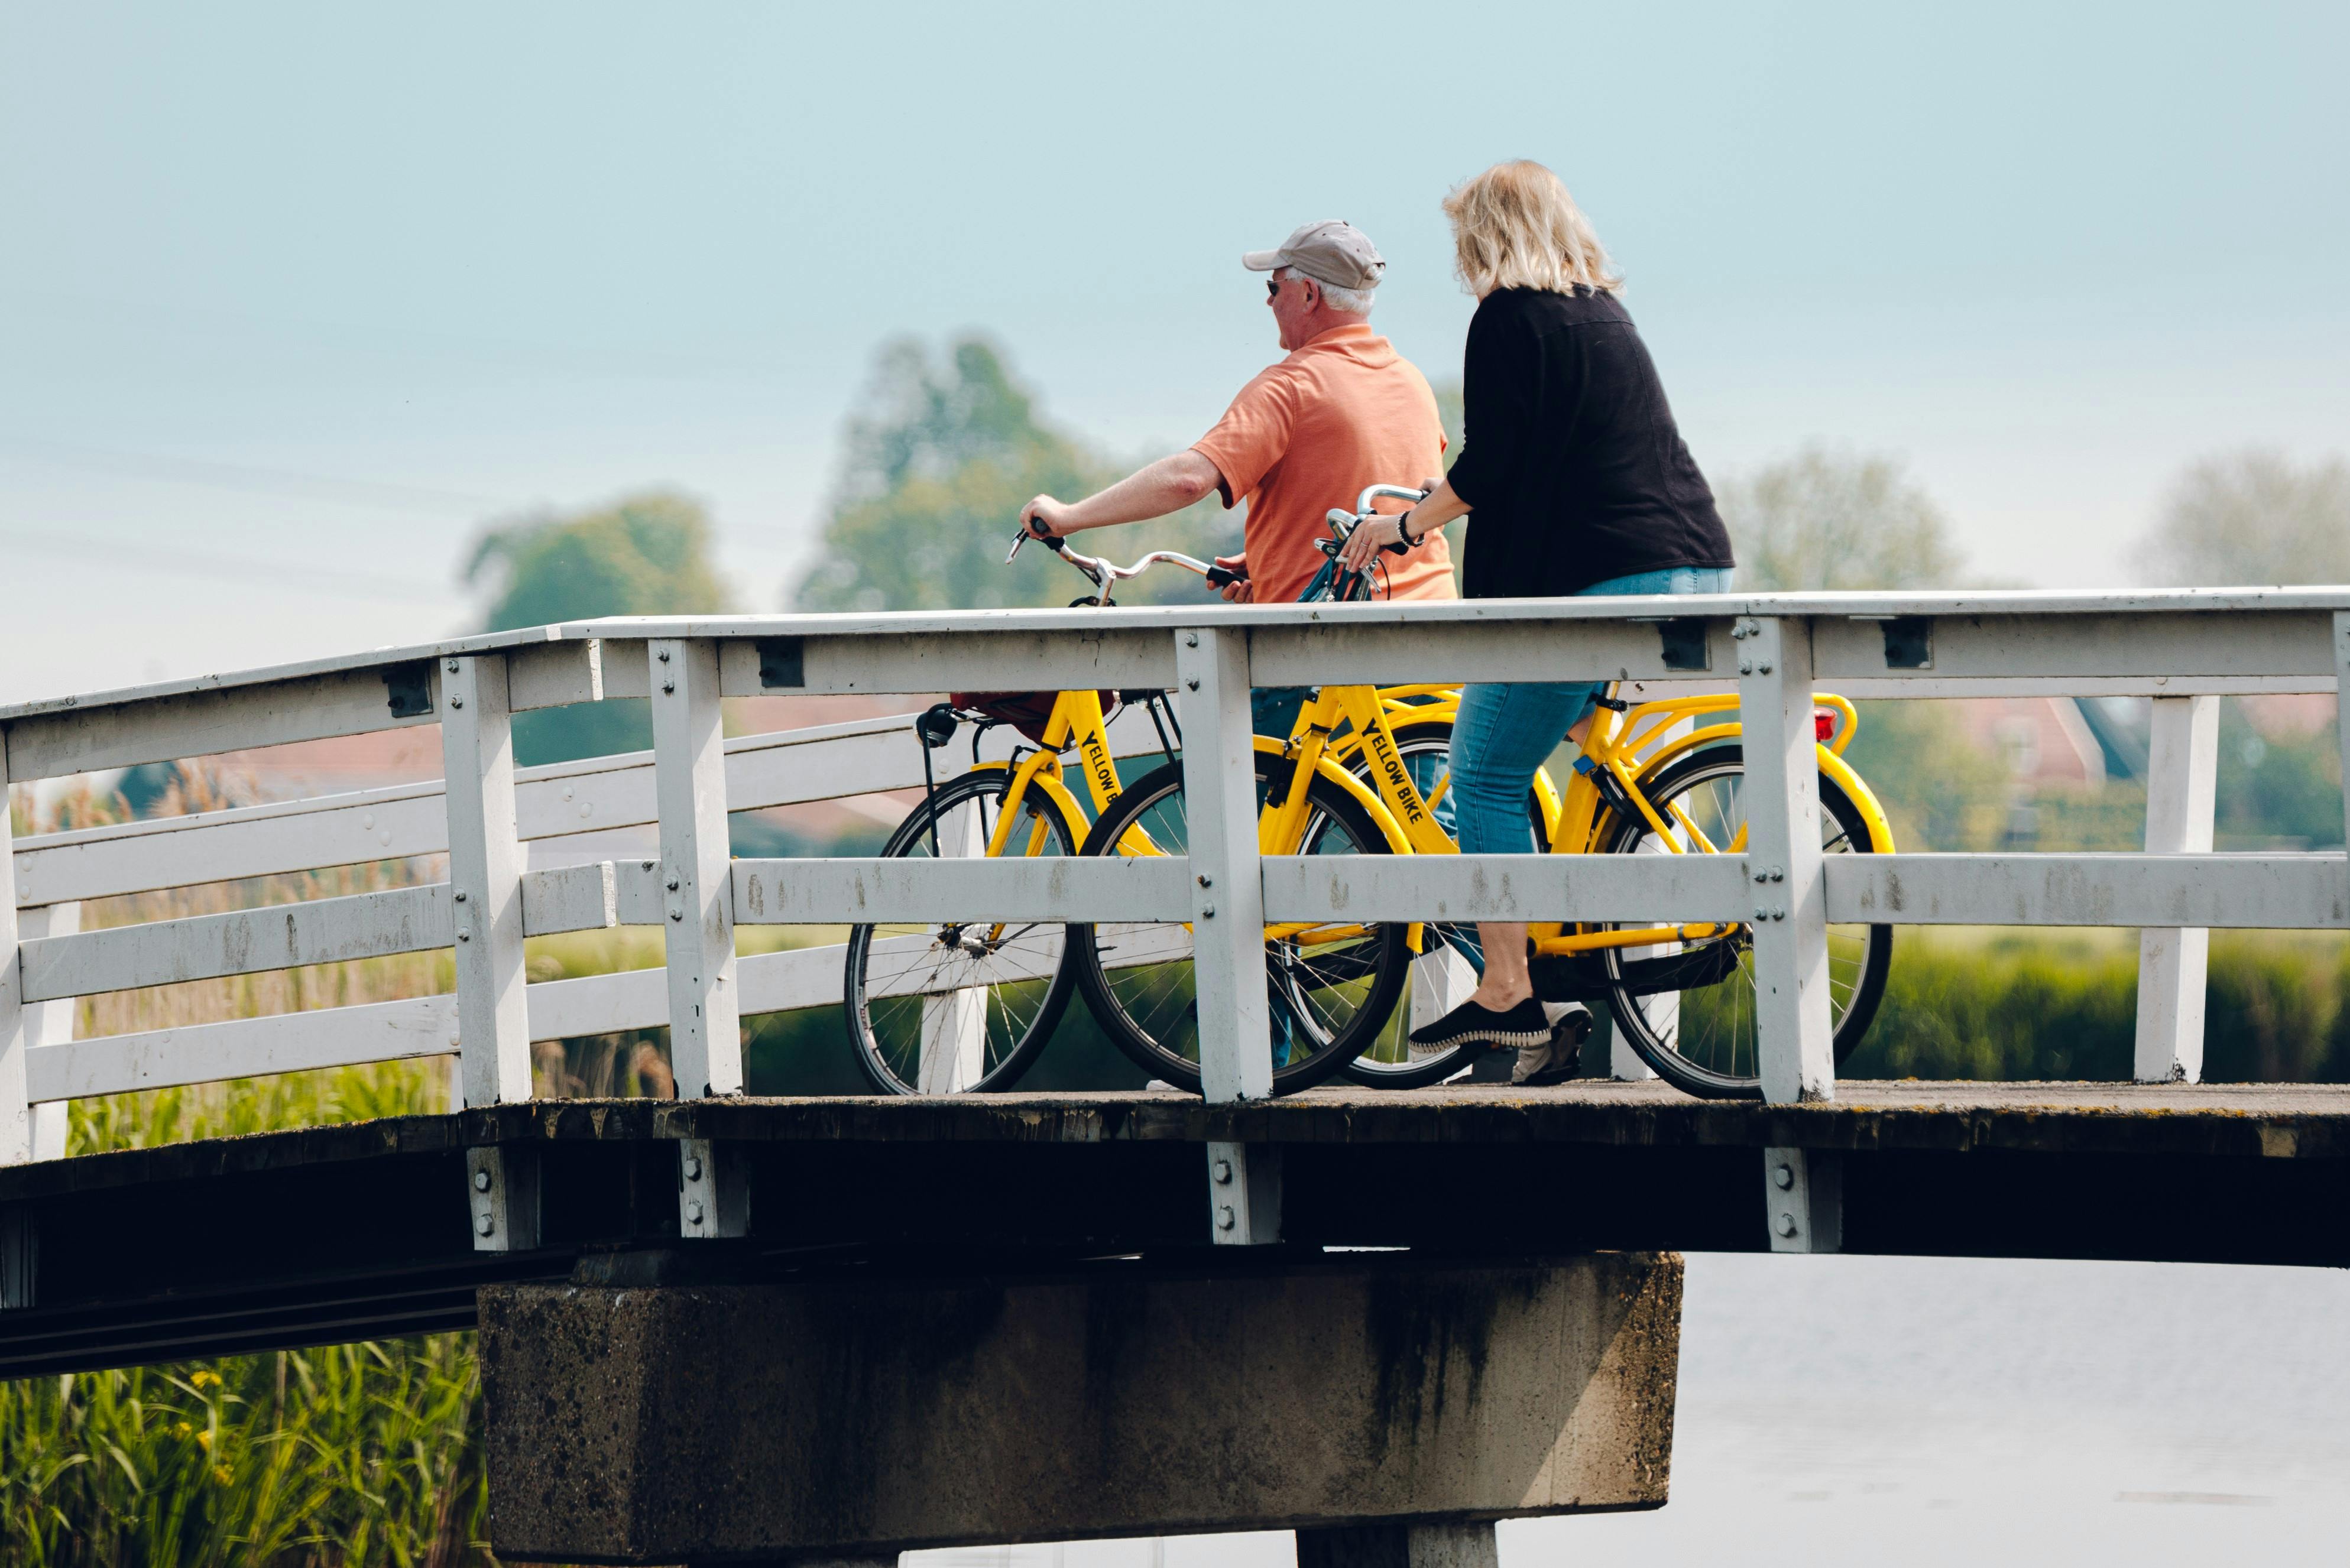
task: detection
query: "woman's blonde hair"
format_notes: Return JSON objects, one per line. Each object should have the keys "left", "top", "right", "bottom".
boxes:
{"left": 1443, "top": 160, "right": 1620, "bottom": 298}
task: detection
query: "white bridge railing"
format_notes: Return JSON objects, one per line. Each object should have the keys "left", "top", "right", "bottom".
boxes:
{"left": 3, "top": 592, "right": 2348, "bottom": 1248}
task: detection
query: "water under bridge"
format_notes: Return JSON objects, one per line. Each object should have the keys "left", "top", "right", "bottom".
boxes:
{"left": 4, "top": 591, "right": 2347, "bottom": 1564}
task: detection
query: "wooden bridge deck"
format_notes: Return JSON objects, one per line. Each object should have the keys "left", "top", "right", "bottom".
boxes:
{"left": 3, "top": 1079, "right": 2346, "bottom": 1376}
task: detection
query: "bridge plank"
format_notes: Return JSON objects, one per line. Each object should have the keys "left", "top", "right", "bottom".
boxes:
{"left": 18, "top": 863, "right": 619, "bottom": 1002}
{"left": 1258, "top": 853, "right": 1753, "bottom": 922}
{"left": 1827, "top": 853, "right": 2350, "bottom": 928}
{"left": 9, "top": 706, "right": 1174, "bottom": 908}
{"left": 730, "top": 856, "right": 1190, "bottom": 925}
{"left": 25, "top": 927, "right": 1202, "bottom": 1104}
{"left": 0, "top": 641, "right": 603, "bottom": 782}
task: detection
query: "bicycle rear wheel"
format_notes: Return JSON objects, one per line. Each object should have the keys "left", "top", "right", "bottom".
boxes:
{"left": 842, "top": 769, "right": 1081, "bottom": 1095}
{"left": 1070, "top": 757, "right": 1409, "bottom": 1096}
{"left": 1597, "top": 744, "right": 1892, "bottom": 1100}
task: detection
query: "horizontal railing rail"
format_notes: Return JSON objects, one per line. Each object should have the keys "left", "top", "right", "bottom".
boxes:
{"left": 4, "top": 591, "right": 2347, "bottom": 1247}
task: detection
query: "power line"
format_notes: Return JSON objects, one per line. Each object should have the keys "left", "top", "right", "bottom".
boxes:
{"left": 0, "top": 529, "right": 456, "bottom": 602}
{"left": 0, "top": 437, "right": 517, "bottom": 517}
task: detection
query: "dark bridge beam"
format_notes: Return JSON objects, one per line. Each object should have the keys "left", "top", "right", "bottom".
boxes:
{"left": 0, "top": 1080, "right": 2345, "bottom": 1376}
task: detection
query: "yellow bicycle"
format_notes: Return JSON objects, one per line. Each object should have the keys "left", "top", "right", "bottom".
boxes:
{"left": 841, "top": 528, "right": 1459, "bottom": 1096}
{"left": 1065, "top": 501, "right": 1900, "bottom": 1100}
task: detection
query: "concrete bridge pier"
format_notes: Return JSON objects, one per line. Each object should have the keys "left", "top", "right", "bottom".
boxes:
{"left": 1295, "top": 1520, "right": 1500, "bottom": 1567}
{"left": 477, "top": 1249, "right": 1682, "bottom": 1566}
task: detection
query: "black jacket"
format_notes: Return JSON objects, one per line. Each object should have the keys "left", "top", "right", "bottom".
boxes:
{"left": 1446, "top": 287, "right": 1733, "bottom": 598}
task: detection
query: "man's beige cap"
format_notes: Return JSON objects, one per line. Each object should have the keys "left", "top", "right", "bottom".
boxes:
{"left": 1242, "top": 220, "right": 1386, "bottom": 292}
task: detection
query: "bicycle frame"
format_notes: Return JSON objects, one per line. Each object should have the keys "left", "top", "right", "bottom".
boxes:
{"left": 1522, "top": 688, "right": 1886, "bottom": 957}
{"left": 1258, "top": 681, "right": 1891, "bottom": 962}
{"left": 955, "top": 688, "right": 1131, "bottom": 864}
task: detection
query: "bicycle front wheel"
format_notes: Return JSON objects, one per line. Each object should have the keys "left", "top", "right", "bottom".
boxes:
{"left": 842, "top": 769, "right": 1081, "bottom": 1095}
{"left": 1598, "top": 744, "right": 1892, "bottom": 1100}
{"left": 1070, "top": 757, "right": 1409, "bottom": 1096}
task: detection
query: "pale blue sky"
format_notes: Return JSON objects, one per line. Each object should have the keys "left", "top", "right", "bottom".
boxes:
{"left": 2, "top": 1, "right": 2344, "bottom": 696}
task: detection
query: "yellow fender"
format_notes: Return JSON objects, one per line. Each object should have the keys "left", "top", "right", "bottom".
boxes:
{"left": 1626, "top": 733, "right": 1898, "bottom": 856}
{"left": 1817, "top": 744, "right": 1897, "bottom": 854}
{"left": 954, "top": 759, "right": 1094, "bottom": 851}
{"left": 1250, "top": 736, "right": 1414, "bottom": 854}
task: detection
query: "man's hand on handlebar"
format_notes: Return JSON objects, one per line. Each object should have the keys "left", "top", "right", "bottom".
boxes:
{"left": 1018, "top": 496, "right": 1073, "bottom": 541}
{"left": 1208, "top": 554, "right": 1252, "bottom": 602}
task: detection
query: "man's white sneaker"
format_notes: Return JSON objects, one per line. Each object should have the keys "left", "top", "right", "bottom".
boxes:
{"left": 1512, "top": 1004, "right": 1594, "bottom": 1086}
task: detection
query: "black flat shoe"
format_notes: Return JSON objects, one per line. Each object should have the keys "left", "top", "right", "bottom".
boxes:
{"left": 1407, "top": 995, "right": 1554, "bottom": 1053}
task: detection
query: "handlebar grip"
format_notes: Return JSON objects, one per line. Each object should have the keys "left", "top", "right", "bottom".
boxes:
{"left": 1204, "top": 563, "right": 1249, "bottom": 587}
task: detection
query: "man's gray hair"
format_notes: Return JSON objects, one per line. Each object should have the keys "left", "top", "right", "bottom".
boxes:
{"left": 1279, "top": 264, "right": 1375, "bottom": 316}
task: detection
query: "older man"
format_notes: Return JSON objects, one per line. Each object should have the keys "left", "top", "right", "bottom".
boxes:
{"left": 1018, "top": 220, "right": 1455, "bottom": 626}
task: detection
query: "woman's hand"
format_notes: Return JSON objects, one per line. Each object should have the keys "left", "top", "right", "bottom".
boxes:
{"left": 1336, "top": 514, "right": 1410, "bottom": 573}
{"left": 1019, "top": 496, "right": 1072, "bottom": 540}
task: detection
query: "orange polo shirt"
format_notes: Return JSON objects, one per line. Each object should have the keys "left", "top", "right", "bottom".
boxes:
{"left": 1191, "top": 323, "right": 1457, "bottom": 606}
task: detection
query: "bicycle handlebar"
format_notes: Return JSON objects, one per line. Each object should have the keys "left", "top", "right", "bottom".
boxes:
{"left": 1006, "top": 523, "right": 1229, "bottom": 593}
{"left": 1005, "top": 482, "right": 1428, "bottom": 596}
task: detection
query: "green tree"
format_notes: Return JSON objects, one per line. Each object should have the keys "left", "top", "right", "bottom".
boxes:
{"left": 465, "top": 490, "right": 734, "bottom": 764}
{"left": 1715, "top": 446, "right": 1964, "bottom": 591}
{"left": 2216, "top": 700, "right": 2343, "bottom": 849}
{"left": 793, "top": 337, "right": 1237, "bottom": 612}
{"left": 2142, "top": 448, "right": 2350, "bottom": 586}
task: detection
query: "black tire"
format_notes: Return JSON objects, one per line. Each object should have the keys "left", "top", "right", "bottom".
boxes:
{"left": 1070, "top": 757, "right": 1411, "bottom": 1096}
{"left": 1334, "top": 720, "right": 1489, "bottom": 1088}
{"left": 1335, "top": 719, "right": 1561, "bottom": 1089}
{"left": 1597, "top": 745, "right": 1893, "bottom": 1100}
{"left": 842, "top": 769, "right": 1081, "bottom": 1095}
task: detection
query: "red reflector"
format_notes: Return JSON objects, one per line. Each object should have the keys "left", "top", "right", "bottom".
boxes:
{"left": 1814, "top": 712, "right": 1835, "bottom": 742}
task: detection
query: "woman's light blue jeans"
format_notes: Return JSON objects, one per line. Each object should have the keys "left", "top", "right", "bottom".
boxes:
{"left": 1451, "top": 566, "right": 1733, "bottom": 861}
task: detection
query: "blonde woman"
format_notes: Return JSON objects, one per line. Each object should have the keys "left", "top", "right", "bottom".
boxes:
{"left": 1338, "top": 160, "right": 1735, "bottom": 1074}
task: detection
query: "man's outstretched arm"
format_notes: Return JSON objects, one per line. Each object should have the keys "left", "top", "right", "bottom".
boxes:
{"left": 1019, "top": 450, "right": 1224, "bottom": 539}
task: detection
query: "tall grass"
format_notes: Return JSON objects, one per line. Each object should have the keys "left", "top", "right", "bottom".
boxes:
{"left": 5, "top": 1338, "right": 485, "bottom": 1567}
{"left": 7, "top": 774, "right": 495, "bottom": 1563}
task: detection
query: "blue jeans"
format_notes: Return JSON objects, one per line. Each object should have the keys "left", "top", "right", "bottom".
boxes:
{"left": 1451, "top": 566, "right": 1733, "bottom": 860}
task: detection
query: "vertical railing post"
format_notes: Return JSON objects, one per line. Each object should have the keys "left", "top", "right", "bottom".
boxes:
{"left": 0, "top": 729, "right": 27, "bottom": 1171}
{"left": 650, "top": 637, "right": 747, "bottom": 1241}
{"left": 1175, "top": 626, "right": 1278, "bottom": 1246}
{"left": 443, "top": 652, "right": 540, "bottom": 1252}
{"left": 1735, "top": 615, "right": 1834, "bottom": 1103}
{"left": 1175, "top": 626, "right": 1271, "bottom": 1102}
{"left": 917, "top": 797, "right": 987, "bottom": 1094}
{"left": 21, "top": 902, "right": 78, "bottom": 1160}
{"left": 2336, "top": 614, "right": 2350, "bottom": 921}
{"left": 2132, "top": 694, "right": 2219, "bottom": 1083}
{"left": 443, "top": 654, "right": 534, "bottom": 1108}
